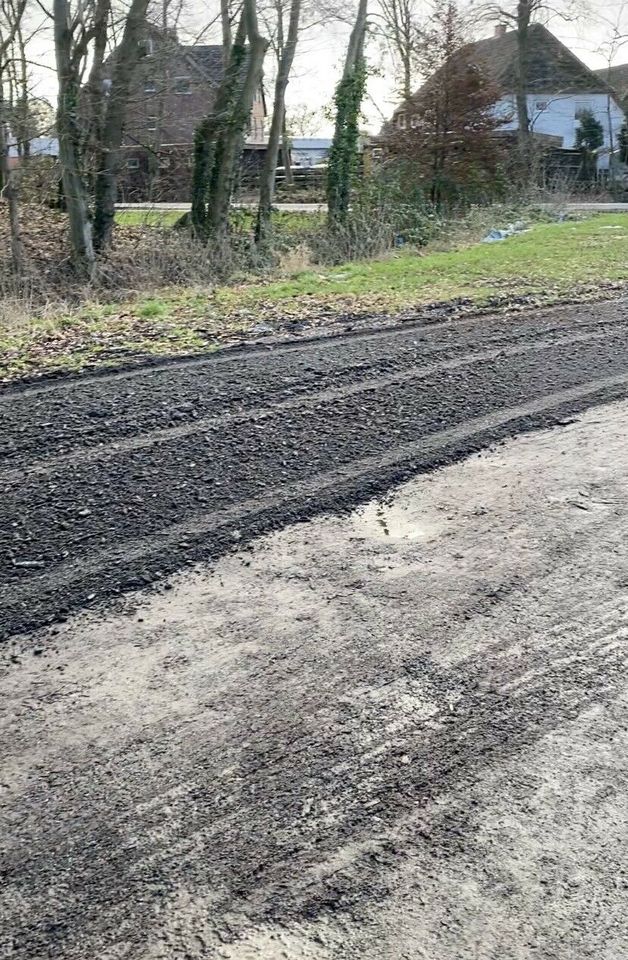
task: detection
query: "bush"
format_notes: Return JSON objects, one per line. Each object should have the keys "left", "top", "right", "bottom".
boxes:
{"left": 310, "top": 175, "right": 439, "bottom": 264}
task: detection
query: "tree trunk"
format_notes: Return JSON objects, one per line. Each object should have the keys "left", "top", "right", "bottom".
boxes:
{"left": 53, "top": 0, "right": 96, "bottom": 274}
{"left": 0, "top": 114, "right": 24, "bottom": 274}
{"left": 282, "top": 117, "right": 293, "bottom": 186}
{"left": 93, "top": 0, "right": 150, "bottom": 251}
{"left": 255, "top": 0, "right": 301, "bottom": 245}
{"left": 327, "top": 0, "right": 368, "bottom": 225}
{"left": 515, "top": 0, "right": 531, "bottom": 164}
{"left": 221, "top": 0, "right": 232, "bottom": 62}
{"left": 191, "top": 12, "right": 247, "bottom": 237}
{"left": 191, "top": 0, "right": 268, "bottom": 243}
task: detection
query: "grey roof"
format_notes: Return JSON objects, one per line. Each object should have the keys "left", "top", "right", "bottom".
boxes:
{"left": 594, "top": 62, "right": 628, "bottom": 102}
{"left": 183, "top": 44, "right": 224, "bottom": 81}
{"left": 469, "top": 24, "right": 613, "bottom": 95}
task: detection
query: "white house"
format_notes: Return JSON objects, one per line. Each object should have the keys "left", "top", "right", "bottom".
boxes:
{"left": 386, "top": 24, "right": 627, "bottom": 173}
{"left": 476, "top": 25, "right": 626, "bottom": 171}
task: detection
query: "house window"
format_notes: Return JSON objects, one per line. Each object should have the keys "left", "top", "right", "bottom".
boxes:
{"left": 410, "top": 114, "right": 420, "bottom": 128}
{"left": 575, "top": 101, "right": 592, "bottom": 119}
{"left": 535, "top": 100, "right": 548, "bottom": 112}
{"left": 397, "top": 112, "right": 407, "bottom": 130}
{"left": 174, "top": 76, "right": 191, "bottom": 94}
{"left": 159, "top": 157, "right": 171, "bottom": 169}
{"left": 147, "top": 115, "right": 158, "bottom": 131}
{"left": 144, "top": 78, "right": 156, "bottom": 93}
{"left": 145, "top": 35, "right": 154, "bottom": 56}
{"left": 127, "top": 157, "right": 140, "bottom": 170}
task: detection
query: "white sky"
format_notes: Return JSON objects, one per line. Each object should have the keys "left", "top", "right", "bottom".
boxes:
{"left": 27, "top": 0, "right": 628, "bottom": 136}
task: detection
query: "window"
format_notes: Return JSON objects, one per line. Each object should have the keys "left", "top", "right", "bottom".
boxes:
{"left": 575, "top": 101, "right": 592, "bottom": 119}
{"left": 144, "top": 78, "right": 156, "bottom": 93}
{"left": 147, "top": 115, "right": 158, "bottom": 131}
{"left": 127, "top": 157, "right": 140, "bottom": 170}
{"left": 159, "top": 157, "right": 171, "bottom": 169}
{"left": 410, "top": 114, "right": 420, "bottom": 128}
{"left": 535, "top": 100, "right": 548, "bottom": 112}
{"left": 145, "top": 35, "right": 154, "bottom": 56}
{"left": 174, "top": 76, "right": 191, "bottom": 94}
{"left": 397, "top": 112, "right": 406, "bottom": 130}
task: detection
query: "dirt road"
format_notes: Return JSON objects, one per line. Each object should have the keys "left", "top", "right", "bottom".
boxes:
{"left": 3, "top": 395, "right": 628, "bottom": 959}
{"left": 3, "top": 299, "right": 628, "bottom": 959}
{"left": 2, "top": 298, "right": 628, "bottom": 641}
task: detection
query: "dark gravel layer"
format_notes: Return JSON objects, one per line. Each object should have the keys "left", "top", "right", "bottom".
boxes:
{"left": 2, "top": 297, "right": 627, "bottom": 641}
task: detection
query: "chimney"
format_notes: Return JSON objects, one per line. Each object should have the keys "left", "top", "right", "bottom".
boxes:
{"left": 494, "top": 24, "right": 507, "bottom": 37}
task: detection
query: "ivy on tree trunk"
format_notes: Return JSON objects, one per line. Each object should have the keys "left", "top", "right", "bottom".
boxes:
{"left": 191, "top": 0, "right": 268, "bottom": 244}
{"left": 327, "top": 0, "right": 368, "bottom": 227}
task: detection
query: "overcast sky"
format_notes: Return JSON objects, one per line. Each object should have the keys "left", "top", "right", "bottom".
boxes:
{"left": 28, "top": 0, "right": 628, "bottom": 136}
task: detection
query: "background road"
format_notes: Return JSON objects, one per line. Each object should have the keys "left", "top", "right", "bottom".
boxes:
{"left": 1, "top": 298, "right": 628, "bottom": 640}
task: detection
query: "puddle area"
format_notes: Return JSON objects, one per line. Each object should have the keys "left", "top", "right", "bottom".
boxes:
{"left": 352, "top": 498, "right": 445, "bottom": 542}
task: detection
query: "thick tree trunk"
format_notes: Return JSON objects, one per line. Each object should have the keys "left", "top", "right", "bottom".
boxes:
{"left": 327, "top": 0, "right": 368, "bottom": 225}
{"left": 206, "top": 26, "right": 268, "bottom": 240}
{"left": 191, "top": 13, "right": 247, "bottom": 237}
{"left": 191, "top": 0, "right": 268, "bottom": 243}
{"left": 54, "top": 0, "right": 95, "bottom": 274}
{"left": 255, "top": 0, "right": 301, "bottom": 245}
{"left": 92, "top": 0, "right": 150, "bottom": 251}
{"left": 515, "top": 0, "right": 531, "bottom": 163}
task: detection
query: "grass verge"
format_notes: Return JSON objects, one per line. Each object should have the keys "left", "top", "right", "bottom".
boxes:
{"left": 2, "top": 213, "right": 627, "bottom": 383}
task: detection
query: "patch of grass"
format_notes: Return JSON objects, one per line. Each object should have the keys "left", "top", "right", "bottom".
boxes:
{"left": 2, "top": 213, "right": 627, "bottom": 383}
{"left": 115, "top": 210, "right": 183, "bottom": 228}
{"left": 218, "top": 215, "right": 628, "bottom": 312}
{"left": 137, "top": 297, "right": 170, "bottom": 318}
{"left": 114, "top": 207, "right": 325, "bottom": 238}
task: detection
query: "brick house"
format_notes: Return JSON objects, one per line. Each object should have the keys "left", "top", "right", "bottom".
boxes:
{"left": 116, "top": 25, "right": 267, "bottom": 201}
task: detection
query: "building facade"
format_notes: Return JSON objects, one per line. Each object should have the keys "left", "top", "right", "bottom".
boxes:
{"left": 116, "top": 26, "right": 266, "bottom": 201}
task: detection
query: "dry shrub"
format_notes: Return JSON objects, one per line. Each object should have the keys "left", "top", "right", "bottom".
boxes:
{"left": 0, "top": 203, "right": 267, "bottom": 329}
{"left": 276, "top": 242, "right": 315, "bottom": 276}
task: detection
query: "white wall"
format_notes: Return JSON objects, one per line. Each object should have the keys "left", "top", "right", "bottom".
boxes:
{"left": 493, "top": 92, "right": 626, "bottom": 168}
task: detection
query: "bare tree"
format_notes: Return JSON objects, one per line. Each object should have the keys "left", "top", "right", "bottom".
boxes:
{"left": 53, "top": 0, "right": 99, "bottom": 272}
{"left": 374, "top": 0, "right": 423, "bottom": 100}
{"left": 255, "top": 0, "right": 301, "bottom": 244}
{"left": 92, "top": 0, "right": 150, "bottom": 249}
{"left": 0, "top": 0, "right": 29, "bottom": 273}
{"left": 385, "top": 1, "right": 504, "bottom": 206}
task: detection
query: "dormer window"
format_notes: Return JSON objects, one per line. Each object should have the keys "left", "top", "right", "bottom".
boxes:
{"left": 174, "top": 76, "right": 191, "bottom": 94}
{"left": 397, "top": 112, "right": 407, "bottom": 130}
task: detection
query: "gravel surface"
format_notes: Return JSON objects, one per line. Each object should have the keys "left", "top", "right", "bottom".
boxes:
{"left": 2, "top": 397, "right": 628, "bottom": 959}
{"left": 2, "top": 298, "right": 628, "bottom": 641}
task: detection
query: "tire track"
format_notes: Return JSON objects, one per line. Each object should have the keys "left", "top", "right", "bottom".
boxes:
{"left": 0, "top": 326, "right": 611, "bottom": 483}
{"left": 3, "top": 371, "right": 628, "bottom": 621}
